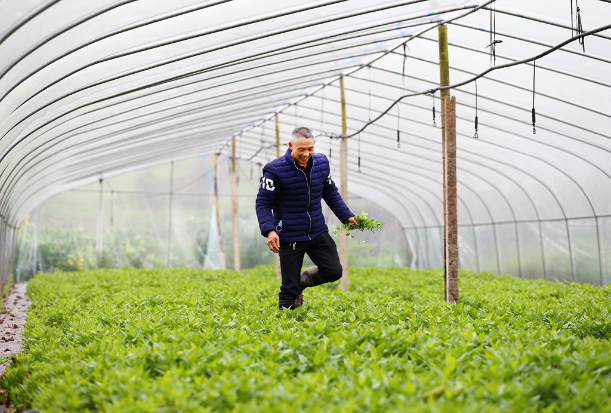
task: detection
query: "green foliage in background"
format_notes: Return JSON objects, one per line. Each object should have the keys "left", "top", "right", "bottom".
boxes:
{"left": 16, "top": 220, "right": 165, "bottom": 279}
{"left": 2, "top": 267, "right": 610, "bottom": 412}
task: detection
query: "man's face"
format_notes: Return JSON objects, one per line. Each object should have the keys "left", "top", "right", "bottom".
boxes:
{"left": 289, "top": 136, "right": 315, "bottom": 165}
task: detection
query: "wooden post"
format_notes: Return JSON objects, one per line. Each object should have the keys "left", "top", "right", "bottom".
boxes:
{"left": 167, "top": 161, "right": 174, "bottom": 268}
{"left": 339, "top": 75, "right": 349, "bottom": 290}
{"left": 231, "top": 137, "right": 241, "bottom": 271}
{"left": 96, "top": 178, "right": 104, "bottom": 267}
{"left": 438, "top": 24, "right": 450, "bottom": 300}
{"left": 444, "top": 95, "right": 459, "bottom": 303}
{"left": 275, "top": 114, "right": 282, "bottom": 279}
{"left": 439, "top": 24, "right": 459, "bottom": 303}
{"left": 214, "top": 154, "right": 227, "bottom": 270}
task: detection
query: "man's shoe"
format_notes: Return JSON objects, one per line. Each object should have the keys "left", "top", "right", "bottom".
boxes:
{"left": 279, "top": 293, "right": 303, "bottom": 310}
{"left": 294, "top": 293, "right": 303, "bottom": 308}
{"left": 300, "top": 266, "right": 323, "bottom": 289}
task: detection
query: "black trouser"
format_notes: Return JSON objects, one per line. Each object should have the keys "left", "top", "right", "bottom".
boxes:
{"left": 278, "top": 231, "right": 343, "bottom": 307}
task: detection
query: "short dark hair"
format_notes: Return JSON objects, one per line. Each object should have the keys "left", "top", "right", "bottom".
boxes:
{"left": 292, "top": 127, "right": 315, "bottom": 143}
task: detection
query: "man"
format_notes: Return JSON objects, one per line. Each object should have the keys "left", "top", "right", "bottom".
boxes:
{"left": 256, "top": 126, "right": 358, "bottom": 309}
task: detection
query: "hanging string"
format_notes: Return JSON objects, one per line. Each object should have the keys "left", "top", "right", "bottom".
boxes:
{"left": 402, "top": 44, "right": 407, "bottom": 83}
{"left": 576, "top": 0, "right": 585, "bottom": 52}
{"left": 397, "top": 44, "right": 406, "bottom": 149}
{"left": 294, "top": 103, "right": 298, "bottom": 126}
{"left": 473, "top": 80, "right": 479, "bottom": 139}
{"left": 368, "top": 65, "right": 372, "bottom": 123}
{"left": 432, "top": 91, "right": 437, "bottom": 127}
{"left": 250, "top": 163, "right": 253, "bottom": 179}
{"left": 357, "top": 133, "right": 361, "bottom": 173}
{"left": 397, "top": 106, "right": 401, "bottom": 149}
{"left": 570, "top": 0, "right": 574, "bottom": 37}
{"left": 532, "top": 60, "right": 537, "bottom": 135}
{"left": 320, "top": 86, "right": 325, "bottom": 134}
{"left": 486, "top": 3, "right": 502, "bottom": 66}
{"left": 110, "top": 190, "right": 114, "bottom": 226}
{"left": 329, "top": 138, "right": 332, "bottom": 164}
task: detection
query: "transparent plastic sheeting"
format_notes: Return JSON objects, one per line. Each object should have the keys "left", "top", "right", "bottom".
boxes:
{"left": 0, "top": 0, "right": 609, "bottom": 286}
{"left": 13, "top": 157, "right": 409, "bottom": 281}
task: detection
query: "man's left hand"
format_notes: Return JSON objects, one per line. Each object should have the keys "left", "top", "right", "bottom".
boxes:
{"left": 346, "top": 216, "right": 359, "bottom": 226}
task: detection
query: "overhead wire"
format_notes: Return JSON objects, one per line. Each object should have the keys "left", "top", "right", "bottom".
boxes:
{"left": 340, "top": 21, "right": 611, "bottom": 140}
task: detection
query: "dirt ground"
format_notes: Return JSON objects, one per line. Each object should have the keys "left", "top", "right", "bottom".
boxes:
{"left": 0, "top": 283, "right": 30, "bottom": 412}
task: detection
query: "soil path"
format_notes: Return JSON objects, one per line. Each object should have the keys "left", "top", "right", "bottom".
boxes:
{"left": 0, "top": 283, "right": 30, "bottom": 375}
{"left": 0, "top": 283, "right": 30, "bottom": 412}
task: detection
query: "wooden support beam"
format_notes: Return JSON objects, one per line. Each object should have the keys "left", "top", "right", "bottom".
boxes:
{"left": 339, "top": 75, "right": 349, "bottom": 290}
{"left": 443, "top": 95, "right": 459, "bottom": 303}
{"left": 275, "top": 113, "right": 281, "bottom": 279}
{"left": 438, "top": 23, "right": 451, "bottom": 301}
{"left": 214, "top": 154, "right": 227, "bottom": 270}
{"left": 166, "top": 162, "right": 174, "bottom": 268}
{"left": 231, "top": 137, "right": 241, "bottom": 271}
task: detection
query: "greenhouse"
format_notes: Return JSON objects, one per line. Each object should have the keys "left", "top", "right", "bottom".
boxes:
{"left": 0, "top": 0, "right": 609, "bottom": 411}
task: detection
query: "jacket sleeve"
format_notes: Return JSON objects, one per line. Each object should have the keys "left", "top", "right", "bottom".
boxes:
{"left": 256, "top": 170, "right": 280, "bottom": 237}
{"left": 322, "top": 171, "right": 354, "bottom": 224}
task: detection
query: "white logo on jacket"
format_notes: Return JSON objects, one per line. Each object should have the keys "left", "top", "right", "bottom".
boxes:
{"left": 261, "top": 177, "right": 275, "bottom": 191}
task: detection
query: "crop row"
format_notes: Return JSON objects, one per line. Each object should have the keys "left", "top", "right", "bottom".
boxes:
{"left": 1, "top": 266, "right": 610, "bottom": 412}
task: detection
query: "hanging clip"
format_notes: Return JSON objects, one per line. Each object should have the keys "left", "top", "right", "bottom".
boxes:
{"left": 396, "top": 129, "right": 401, "bottom": 148}
{"left": 276, "top": 220, "right": 283, "bottom": 232}
{"left": 532, "top": 108, "right": 537, "bottom": 134}
{"left": 427, "top": 89, "right": 437, "bottom": 127}
{"left": 473, "top": 80, "right": 479, "bottom": 138}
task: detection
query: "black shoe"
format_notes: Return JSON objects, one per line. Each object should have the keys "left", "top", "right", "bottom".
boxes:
{"left": 279, "top": 293, "right": 303, "bottom": 310}
{"left": 300, "top": 266, "right": 323, "bottom": 289}
{"left": 295, "top": 293, "right": 303, "bottom": 308}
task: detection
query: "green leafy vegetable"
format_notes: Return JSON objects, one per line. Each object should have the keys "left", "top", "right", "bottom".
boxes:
{"left": 1, "top": 267, "right": 610, "bottom": 412}
{"left": 334, "top": 210, "right": 385, "bottom": 244}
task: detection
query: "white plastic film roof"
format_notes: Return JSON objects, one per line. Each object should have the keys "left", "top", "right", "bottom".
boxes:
{"left": 0, "top": 0, "right": 610, "bottom": 283}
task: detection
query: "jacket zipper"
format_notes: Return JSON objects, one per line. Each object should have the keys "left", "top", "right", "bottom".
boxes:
{"left": 294, "top": 160, "right": 312, "bottom": 240}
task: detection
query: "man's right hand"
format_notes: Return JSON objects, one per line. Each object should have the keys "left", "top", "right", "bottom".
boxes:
{"left": 267, "top": 231, "right": 280, "bottom": 253}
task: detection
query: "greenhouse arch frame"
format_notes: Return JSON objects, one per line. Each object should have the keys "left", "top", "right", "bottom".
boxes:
{"left": 0, "top": 0, "right": 609, "bottom": 286}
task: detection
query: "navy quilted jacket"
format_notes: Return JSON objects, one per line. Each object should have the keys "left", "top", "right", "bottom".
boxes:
{"left": 256, "top": 148, "right": 354, "bottom": 242}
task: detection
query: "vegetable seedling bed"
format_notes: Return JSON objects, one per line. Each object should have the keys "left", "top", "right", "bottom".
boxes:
{"left": 1, "top": 267, "right": 610, "bottom": 412}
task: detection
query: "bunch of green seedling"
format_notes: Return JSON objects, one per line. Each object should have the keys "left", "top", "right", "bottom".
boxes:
{"left": 333, "top": 211, "right": 385, "bottom": 244}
